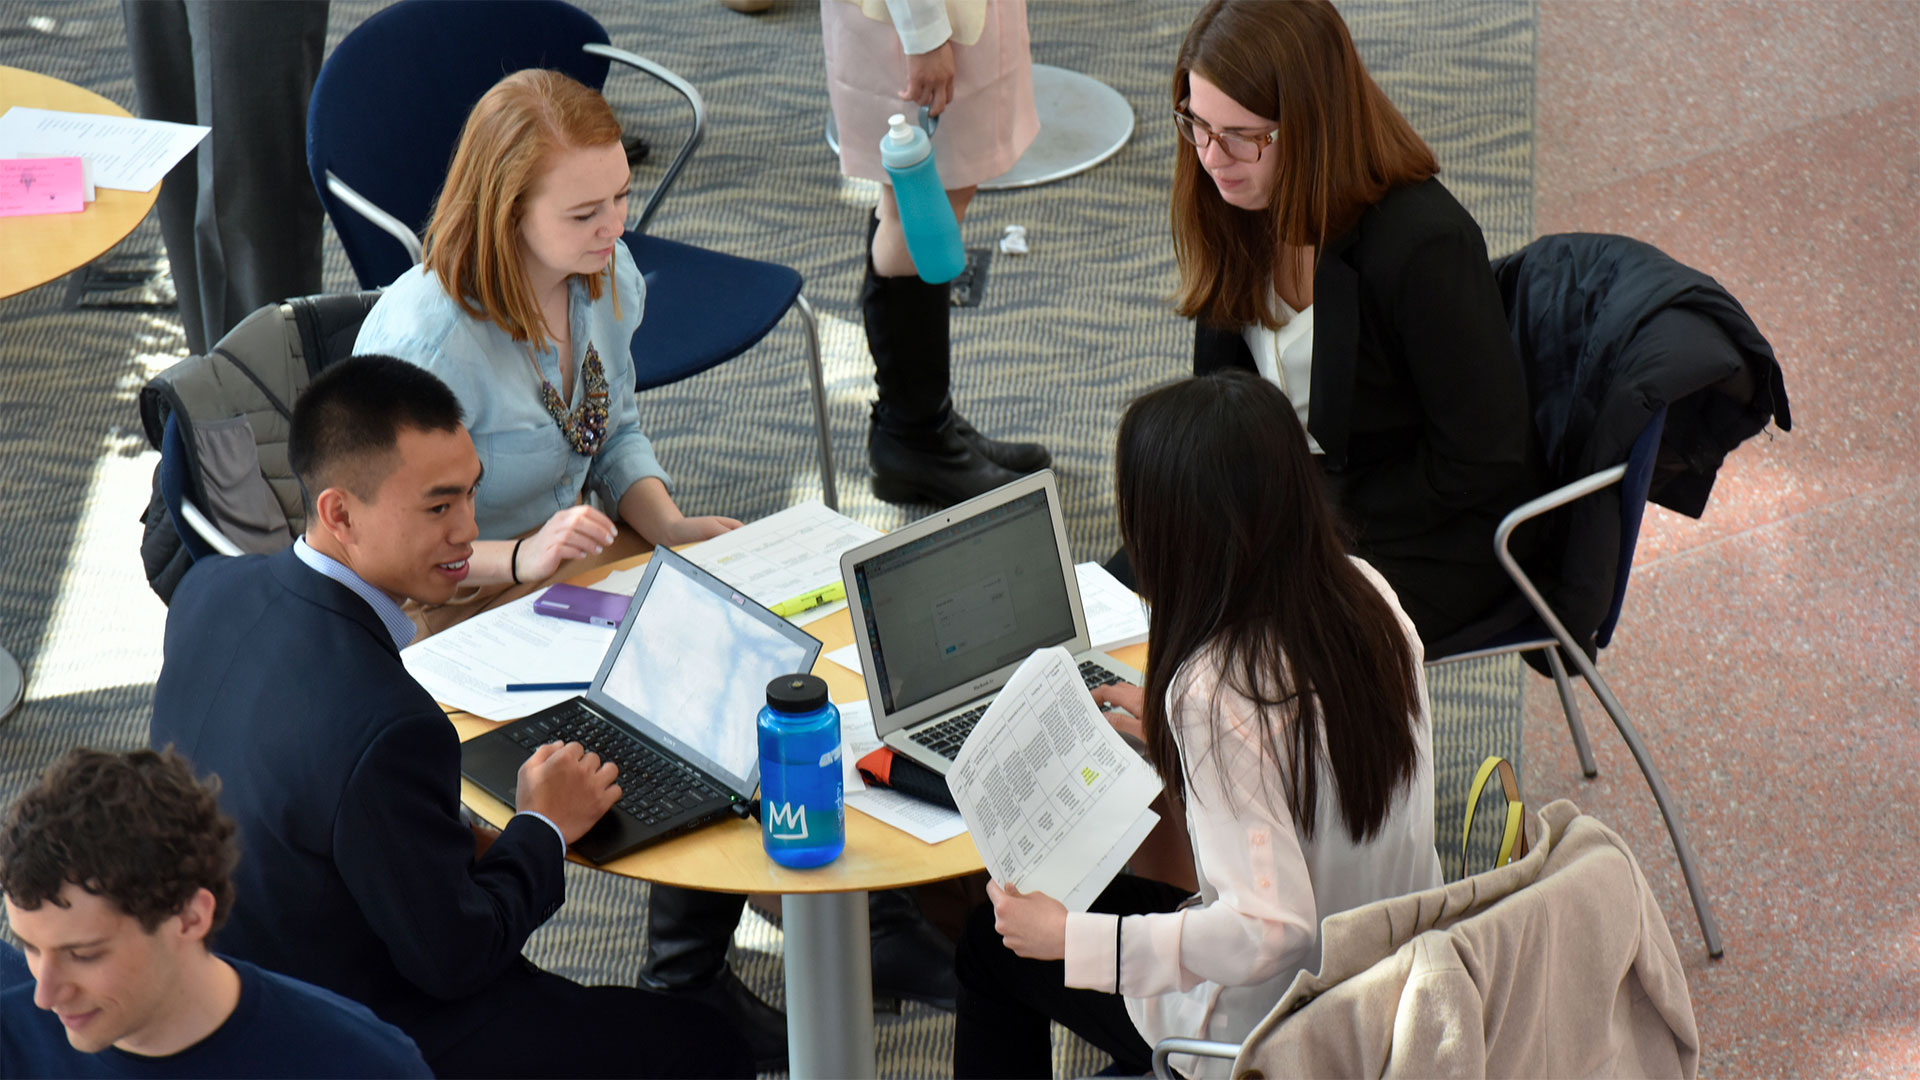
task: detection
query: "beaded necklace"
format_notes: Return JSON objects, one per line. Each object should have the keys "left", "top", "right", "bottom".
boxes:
{"left": 527, "top": 340, "right": 609, "bottom": 456}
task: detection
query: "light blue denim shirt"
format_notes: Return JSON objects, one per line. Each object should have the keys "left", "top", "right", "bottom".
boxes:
{"left": 353, "top": 242, "right": 669, "bottom": 540}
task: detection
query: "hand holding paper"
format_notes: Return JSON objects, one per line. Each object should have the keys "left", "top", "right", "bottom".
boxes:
{"left": 946, "top": 647, "right": 1162, "bottom": 912}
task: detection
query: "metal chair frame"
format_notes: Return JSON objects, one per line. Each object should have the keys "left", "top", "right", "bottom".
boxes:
{"left": 1423, "top": 456, "right": 1723, "bottom": 959}
{"left": 319, "top": 37, "right": 838, "bottom": 510}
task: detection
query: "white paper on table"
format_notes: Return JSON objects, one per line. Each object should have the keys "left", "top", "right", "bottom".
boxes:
{"left": 946, "top": 647, "right": 1162, "bottom": 912}
{"left": 679, "top": 501, "right": 880, "bottom": 620}
{"left": 1076, "top": 562, "right": 1149, "bottom": 654}
{"left": 835, "top": 700, "right": 968, "bottom": 844}
{"left": 12, "top": 150, "right": 94, "bottom": 201}
{"left": 401, "top": 590, "right": 615, "bottom": 721}
{"left": 825, "top": 642, "right": 864, "bottom": 675}
{"left": 0, "top": 107, "right": 208, "bottom": 192}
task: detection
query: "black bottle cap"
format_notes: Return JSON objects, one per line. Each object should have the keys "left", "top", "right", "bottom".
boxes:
{"left": 765, "top": 673, "right": 829, "bottom": 714}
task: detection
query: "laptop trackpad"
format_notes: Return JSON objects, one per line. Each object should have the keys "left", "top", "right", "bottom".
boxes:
{"left": 460, "top": 732, "right": 531, "bottom": 808}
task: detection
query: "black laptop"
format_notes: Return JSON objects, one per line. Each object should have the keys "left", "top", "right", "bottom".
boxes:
{"left": 460, "top": 545, "right": 822, "bottom": 864}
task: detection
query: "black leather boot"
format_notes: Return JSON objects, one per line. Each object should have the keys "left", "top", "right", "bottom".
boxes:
{"left": 868, "top": 887, "right": 959, "bottom": 1011}
{"left": 952, "top": 411, "right": 1053, "bottom": 474}
{"left": 638, "top": 886, "right": 787, "bottom": 1071}
{"left": 861, "top": 216, "right": 1049, "bottom": 506}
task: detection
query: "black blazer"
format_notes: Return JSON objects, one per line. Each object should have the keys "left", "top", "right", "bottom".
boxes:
{"left": 151, "top": 547, "right": 566, "bottom": 1058}
{"left": 1194, "top": 178, "right": 1544, "bottom": 651}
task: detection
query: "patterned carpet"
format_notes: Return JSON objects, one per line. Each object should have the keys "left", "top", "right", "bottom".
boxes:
{"left": 0, "top": 1, "right": 1534, "bottom": 1075}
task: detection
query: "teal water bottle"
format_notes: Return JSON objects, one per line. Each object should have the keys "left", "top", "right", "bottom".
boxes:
{"left": 757, "top": 674, "right": 845, "bottom": 868}
{"left": 879, "top": 112, "right": 967, "bottom": 284}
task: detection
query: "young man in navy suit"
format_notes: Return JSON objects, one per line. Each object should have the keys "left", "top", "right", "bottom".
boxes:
{"left": 150, "top": 355, "right": 749, "bottom": 1078}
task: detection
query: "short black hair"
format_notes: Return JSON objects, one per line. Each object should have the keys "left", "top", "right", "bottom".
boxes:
{"left": 289, "top": 354, "right": 465, "bottom": 517}
{"left": 0, "top": 748, "right": 239, "bottom": 934}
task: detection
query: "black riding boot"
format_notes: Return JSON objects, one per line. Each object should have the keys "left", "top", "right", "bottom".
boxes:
{"left": 862, "top": 219, "right": 1050, "bottom": 506}
{"left": 638, "top": 886, "right": 787, "bottom": 1071}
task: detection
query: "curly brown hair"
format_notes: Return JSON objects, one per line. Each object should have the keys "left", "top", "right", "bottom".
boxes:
{"left": 0, "top": 747, "right": 239, "bottom": 934}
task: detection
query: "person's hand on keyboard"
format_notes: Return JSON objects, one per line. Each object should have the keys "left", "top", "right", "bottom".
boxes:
{"left": 1090, "top": 683, "right": 1146, "bottom": 743}
{"left": 517, "top": 740, "right": 623, "bottom": 844}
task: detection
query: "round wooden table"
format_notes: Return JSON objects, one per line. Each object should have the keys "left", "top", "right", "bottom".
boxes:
{"left": 0, "top": 66, "right": 163, "bottom": 723}
{"left": 450, "top": 553, "right": 1002, "bottom": 1078}
{"left": 0, "top": 66, "right": 162, "bottom": 300}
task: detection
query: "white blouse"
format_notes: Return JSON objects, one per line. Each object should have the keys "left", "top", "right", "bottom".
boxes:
{"left": 1062, "top": 558, "right": 1442, "bottom": 1078}
{"left": 1241, "top": 299, "right": 1321, "bottom": 454}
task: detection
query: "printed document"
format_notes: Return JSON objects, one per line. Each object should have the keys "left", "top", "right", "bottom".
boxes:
{"left": 402, "top": 591, "right": 614, "bottom": 721}
{"left": 1075, "top": 562, "right": 1149, "bottom": 653}
{"left": 837, "top": 701, "right": 968, "bottom": 845}
{"left": 681, "top": 501, "right": 881, "bottom": 624}
{"left": 946, "top": 647, "right": 1162, "bottom": 911}
{"left": 0, "top": 107, "right": 207, "bottom": 192}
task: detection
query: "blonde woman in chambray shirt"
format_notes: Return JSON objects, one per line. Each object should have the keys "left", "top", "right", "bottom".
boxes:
{"left": 355, "top": 70, "right": 738, "bottom": 635}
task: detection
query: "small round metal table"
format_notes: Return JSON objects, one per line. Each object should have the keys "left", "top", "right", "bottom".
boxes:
{"left": 826, "top": 63, "right": 1135, "bottom": 190}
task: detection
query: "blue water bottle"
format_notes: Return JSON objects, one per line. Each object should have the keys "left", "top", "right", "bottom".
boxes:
{"left": 879, "top": 111, "right": 967, "bottom": 284}
{"left": 757, "top": 674, "right": 845, "bottom": 868}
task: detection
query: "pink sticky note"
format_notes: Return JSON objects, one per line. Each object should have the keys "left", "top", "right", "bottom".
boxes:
{"left": 0, "top": 156, "right": 87, "bottom": 218}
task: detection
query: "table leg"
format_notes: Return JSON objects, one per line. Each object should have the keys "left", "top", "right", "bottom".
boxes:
{"left": 0, "top": 646, "right": 22, "bottom": 724}
{"left": 782, "top": 890, "right": 874, "bottom": 1079}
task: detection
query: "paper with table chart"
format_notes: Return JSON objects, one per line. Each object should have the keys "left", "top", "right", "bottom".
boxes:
{"left": 835, "top": 700, "right": 969, "bottom": 844}
{"left": 0, "top": 108, "right": 207, "bottom": 193}
{"left": 946, "top": 647, "right": 1162, "bottom": 912}
{"left": 401, "top": 590, "right": 614, "bottom": 721}
{"left": 680, "top": 501, "right": 881, "bottom": 625}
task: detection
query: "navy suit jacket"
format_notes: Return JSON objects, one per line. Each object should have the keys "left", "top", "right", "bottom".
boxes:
{"left": 151, "top": 547, "right": 565, "bottom": 1057}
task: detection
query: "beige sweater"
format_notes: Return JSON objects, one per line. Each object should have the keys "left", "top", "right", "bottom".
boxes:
{"left": 1233, "top": 800, "right": 1700, "bottom": 1079}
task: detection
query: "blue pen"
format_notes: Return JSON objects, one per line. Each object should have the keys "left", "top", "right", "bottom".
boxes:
{"left": 503, "top": 681, "right": 591, "bottom": 693}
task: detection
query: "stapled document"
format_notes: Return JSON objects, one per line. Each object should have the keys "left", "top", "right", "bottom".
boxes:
{"left": 946, "top": 647, "right": 1162, "bottom": 911}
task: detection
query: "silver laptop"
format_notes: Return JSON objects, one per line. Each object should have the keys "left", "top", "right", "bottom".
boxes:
{"left": 839, "top": 470, "right": 1142, "bottom": 776}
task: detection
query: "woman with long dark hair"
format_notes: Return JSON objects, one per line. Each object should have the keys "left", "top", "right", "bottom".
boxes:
{"left": 1165, "top": 0, "right": 1544, "bottom": 655}
{"left": 952, "top": 372, "right": 1442, "bottom": 1078}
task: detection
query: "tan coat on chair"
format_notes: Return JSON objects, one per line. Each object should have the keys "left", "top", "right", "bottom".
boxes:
{"left": 1231, "top": 800, "right": 1699, "bottom": 1079}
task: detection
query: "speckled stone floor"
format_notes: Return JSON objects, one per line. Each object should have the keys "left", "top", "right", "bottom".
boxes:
{"left": 1523, "top": 2, "right": 1918, "bottom": 1076}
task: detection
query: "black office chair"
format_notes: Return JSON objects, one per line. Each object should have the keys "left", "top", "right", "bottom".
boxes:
{"left": 305, "top": 0, "right": 838, "bottom": 509}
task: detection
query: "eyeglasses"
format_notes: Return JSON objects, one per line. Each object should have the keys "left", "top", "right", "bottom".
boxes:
{"left": 1172, "top": 104, "right": 1279, "bottom": 164}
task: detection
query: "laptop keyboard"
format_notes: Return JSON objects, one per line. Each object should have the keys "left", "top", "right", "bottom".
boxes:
{"left": 507, "top": 704, "right": 722, "bottom": 828}
{"left": 911, "top": 660, "right": 1129, "bottom": 761}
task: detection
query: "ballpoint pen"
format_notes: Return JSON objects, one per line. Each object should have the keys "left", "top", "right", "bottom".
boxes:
{"left": 768, "top": 581, "right": 846, "bottom": 618}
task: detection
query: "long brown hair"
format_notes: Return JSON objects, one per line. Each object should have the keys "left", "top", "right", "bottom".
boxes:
{"left": 1171, "top": 0, "right": 1438, "bottom": 330}
{"left": 422, "top": 69, "right": 622, "bottom": 353}
{"left": 1116, "top": 372, "right": 1421, "bottom": 842}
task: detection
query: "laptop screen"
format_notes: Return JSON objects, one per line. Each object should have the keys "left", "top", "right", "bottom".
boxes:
{"left": 598, "top": 552, "right": 816, "bottom": 786}
{"left": 852, "top": 488, "right": 1076, "bottom": 714}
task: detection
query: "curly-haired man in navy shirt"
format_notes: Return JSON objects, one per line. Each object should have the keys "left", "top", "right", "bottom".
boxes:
{"left": 0, "top": 747, "right": 429, "bottom": 1078}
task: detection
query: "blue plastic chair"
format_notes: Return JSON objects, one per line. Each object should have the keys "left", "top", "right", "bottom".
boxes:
{"left": 305, "top": 0, "right": 837, "bottom": 508}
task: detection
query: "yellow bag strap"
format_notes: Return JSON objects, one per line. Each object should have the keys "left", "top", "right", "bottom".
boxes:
{"left": 1460, "top": 755, "right": 1529, "bottom": 878}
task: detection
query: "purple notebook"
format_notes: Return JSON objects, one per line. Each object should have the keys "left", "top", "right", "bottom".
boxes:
{"left": 532, "top": 583, "right": 631, "bottom": 628}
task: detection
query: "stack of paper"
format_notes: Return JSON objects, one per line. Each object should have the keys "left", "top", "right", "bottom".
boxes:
{"left": 946, "top": 647, "right": 1162, "bottom": 911}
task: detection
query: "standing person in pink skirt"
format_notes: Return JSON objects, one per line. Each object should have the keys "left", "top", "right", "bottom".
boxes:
{"left": 823, "top": 0, "right": 1052, "bottom": 506}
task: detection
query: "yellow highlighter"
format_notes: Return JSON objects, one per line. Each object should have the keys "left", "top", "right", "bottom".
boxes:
{"left": 769, "top": 581, "right": 846, "bottom": 618}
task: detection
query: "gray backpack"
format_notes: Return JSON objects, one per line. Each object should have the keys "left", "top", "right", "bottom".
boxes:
{"left": 138, "top": 293, "right": 379, "bottom": 603}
